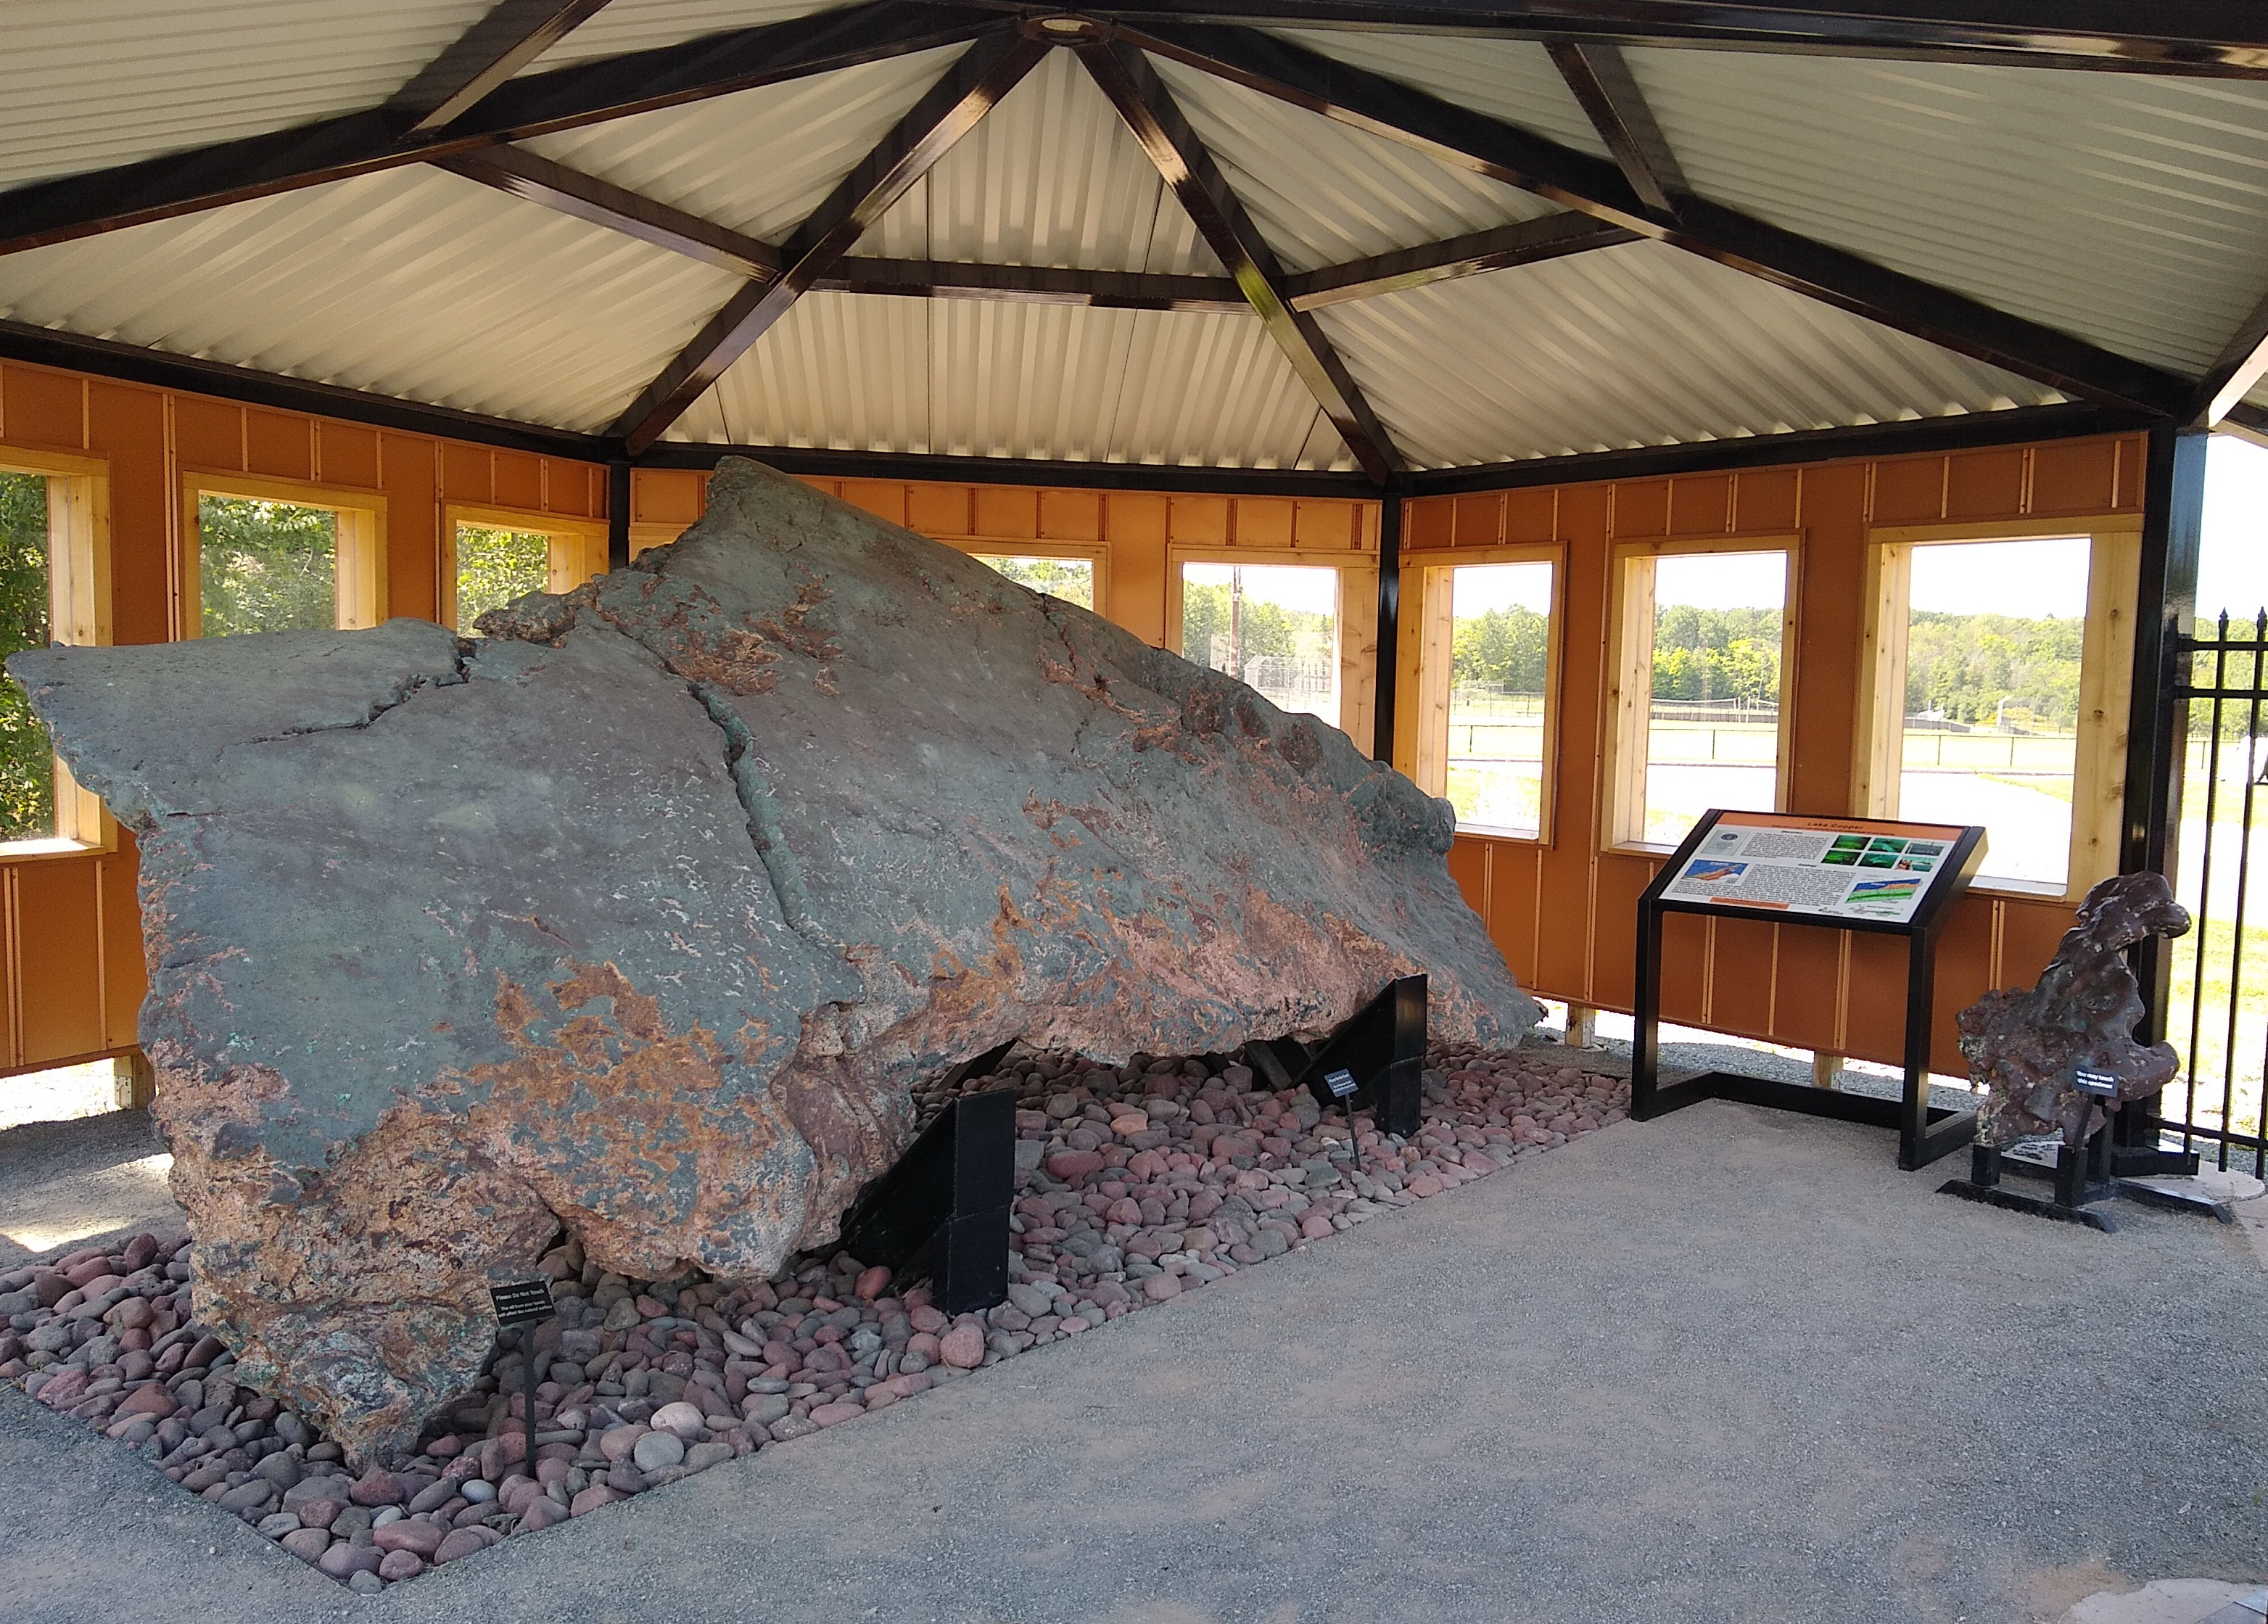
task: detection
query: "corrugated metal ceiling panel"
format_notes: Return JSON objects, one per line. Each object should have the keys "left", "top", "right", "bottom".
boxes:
{"left": 1319, "top": 239, "right": 2067, "bottom": 470}
{"left": 0, "top": 166, "right": 739, "bottom": 432}
{"left": 521, "top": 0, "right": 852, "bottom": 68}
{"left": 0, "top": 0, "right": 490, "bottom": 190}
{"left": 855, "top": 50, "right": 1224, "bottom": 276}
{"left": 674, "top": 292, "right": 1347, "bottom": 469}
{"left": 1149, "top": 55, "right": 1566, "bottom": 273}
{"left": 1261, "top": 28, "right": 1612, "bottom": 162}
{"left": 1628, "top": 49, "right": 2268, "bottom": 379}
{"left": 519, "top": 44, "right": 968, "bottom": 244}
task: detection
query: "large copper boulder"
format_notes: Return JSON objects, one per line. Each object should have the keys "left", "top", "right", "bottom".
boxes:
{"left": 11, "top": 458, "right": 1533, "bottom": 1458}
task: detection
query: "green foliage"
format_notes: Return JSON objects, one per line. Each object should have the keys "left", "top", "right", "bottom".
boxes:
{"left": 0, "top": 471, "right": 53, "bottom": 841}
{"left": 1649, "top": 604, "right": 1783, "bottom": 706}
{"left": 456, "top": 527, "right": 550, "bottom": 632}
{"left": 1180, "top": 581, "right": 1330, "bottom": 674}
{"left": 1450, "top": 605, "right": 1549, "bottom": 694}
{"left": 978, "top": 555, "right": 1094, "bottom": 610}
{"left": 199, "top": 496, "right": 336, "bottom": 638}
{"left": 1905, "top": 609, "right": 2082, "bottom": 728}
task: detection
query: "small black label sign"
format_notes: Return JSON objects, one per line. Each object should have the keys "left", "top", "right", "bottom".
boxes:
{"left": 489, "top": 1279, "right": 555, "bottom": 1327}
{"left": 1324, "top": 1068, "right": 1358, "bottom": 1099}
{"left": 2071, "top": 1066, "right": 2120, "bottom": 1099}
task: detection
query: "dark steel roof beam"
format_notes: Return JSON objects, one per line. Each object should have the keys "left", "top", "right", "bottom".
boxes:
{"left": 613, "top": 33, "right": 1053, "bottom": 454}
{"left": 437, "top": 146, "right": 783, "bottom": 279}
{"left": 2187, "top": 285, "right": 2268, "bottom": 428}
{"left": 997, "top": 2, "right": 2268, "bottom": 78}
{"left": 1123, "top": 22, "right": 2193, "bottom": 417}
{"left": 1546, "top": 40, "right": 1688, "bottom": 217}
{"left": 1075, "top": 37, "right": 1401, "bottom": 484}
{"left": 386, "top": 0, "right": 620, "bottom": 133}
{"left": 818, "top": 257, "right": 1248, "bottom": 310}
{"left": 0, "top": 3, "right": 1008, "bottom": 257}
{"left": 1284, "top": 213, "right": 1633, "bottom": 309}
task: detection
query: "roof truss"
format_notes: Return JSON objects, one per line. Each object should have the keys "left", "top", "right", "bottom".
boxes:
{"left": 1545, "top": 40, "right": 1688, "bottom": 218}
{"left": 997, "top": 1, "right": 2268, "bottom": 78}
{"left": 385, "top": 0, "right": 622, "bottom": 133}
{"left": 613, "top": 32, "right": 1054, "bottom": 453}
{"left": 0, "top": 2, "right": 1008, "bottom": 257}
{"left": 1076, "top": 36, "right": 1402, "bottom": 483}
{"left": 1122, "top": 20, "right": 2196, "bottom": 417}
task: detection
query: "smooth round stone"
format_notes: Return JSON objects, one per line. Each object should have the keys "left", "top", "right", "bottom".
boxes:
{"left": 630, "top": 1429, "right": 684, "bottom": 1472}
{"left": 347, "top": 1570, "right": 386, "bottom": 1595}
{"left": 431, "top": 1528, "right": 490, "bottom": 1564}
{"left": 317, "top": 1542, "right": 383, "bottom": 1579}
{"left": 648, "top": 1401, "right": 704, "bottom": 1440}
{"left": 683, "top": 1440, "right": 735, "bottom": 1473}
{"left": 596, "top": 1425, "right": 647, "bottom": 1462}
{"left": 376, "top": 1550, "right": 424, "bottom": 1582}
{"left": 519, "top": 1497, "right": 569, "bottom": 1532}
{"left": 1140, "top": 1271, "right": 1183, "bottom": 1301}
{"left": 807, "top": 1401, "right": 864, "bottom": 1428}
{"left": 937, "top": 1324, "right": 985, "bottom": 1369}
{"left": 279, "top": 1528, "right": 331, "bottom": 1563}
{"left": 567, "top": 1485, "right": 624, "bottom": 1518}
{"left": 458, "top": 1479, "right": 497, "bottom": 1504}
{"left": 372, "top": 1519, "right": 444, "bottom": 1557}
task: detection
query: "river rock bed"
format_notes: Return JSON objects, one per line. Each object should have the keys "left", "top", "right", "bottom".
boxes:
{"left": 0, "top": 1039, "right": 1626, "bottom": 1591}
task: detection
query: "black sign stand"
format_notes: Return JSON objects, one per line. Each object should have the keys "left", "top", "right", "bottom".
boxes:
{"left": 488, "top": 1279, "right": 555, "bottom": 1450}
{"left": 839, "top": 1085, "right": 1015, "bottom": 1316}
{"left": 1244, "top": 976, "right": 1428, "bottom": 1142}
{"left": 1633, "top": 810, "right": 1987, "bottom": 1171}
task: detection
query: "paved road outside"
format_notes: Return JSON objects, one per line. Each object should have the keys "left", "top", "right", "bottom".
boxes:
{"left": 4, "top": 1100, "right": 2264, "bottom": 1624}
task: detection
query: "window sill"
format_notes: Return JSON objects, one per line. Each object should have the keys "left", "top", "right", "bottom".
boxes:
{"left": 0, "top": 836, "right": 109, "bottom": 863}
{"left": 1453, "top": 823, "right": 1546, "bottom": 846}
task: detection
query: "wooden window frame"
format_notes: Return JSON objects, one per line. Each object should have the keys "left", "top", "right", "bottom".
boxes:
{"left": 953, "top": 538, "right": 1113, "bottom": 623}
{"left": 442, "top": 504, "right": 611, "bottom": 631}
{"left": 1165, "top": 545, "right": 1380, "bottom": 757}
{"left": 1395, "top": 542, "right": 1566, "bottom": 846}
{"left": 1601, "top": 532, "right": 1802, "bottom": 857}
{"left": 1855, "top": 514, "right": 2141, "bottom": 903}
{"left": 180, "top": 471, "right": 389, "bottom": 638}
{"left": 1, "top": 447, "right": 112, "bottom": 858}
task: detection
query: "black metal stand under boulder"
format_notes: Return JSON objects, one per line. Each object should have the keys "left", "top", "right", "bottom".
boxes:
{"left": 840, "top": 1082, "right": 1017, "bottom": 1316}
{"left": 1245, "top": 974, "right": 1428, "bottom": 1140}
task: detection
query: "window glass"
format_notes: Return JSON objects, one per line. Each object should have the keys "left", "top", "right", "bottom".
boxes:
{"left": 1446, "top": 561, "right": 1552, "bottom": 837}
{"left": 1898, "top": 537, "right": 2088, "bottom": 889}
{"left": 0, "top": 469, "right": 53, "bottom": 841}
{"left": 1641, "top": 551, "right": 1786, "bottom": 847}
{"left": 1180, "top": 562, "right": 1340, "bottom": 730}
{"left": 455, "top": 524, "right": 550, "bottom": 633}
{"left": 199, "top": 495, "right": 336, "bottom": 637}
{"left": 976, "top": 554, "right": 1094, "bottom": 611}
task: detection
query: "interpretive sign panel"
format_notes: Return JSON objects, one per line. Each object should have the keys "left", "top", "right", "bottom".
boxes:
{"left": 1657, "top": 810, "right": 1982, "bottom": 927}
{"left": 1633, "top": 808, "right": 1988, "bottom": 1171}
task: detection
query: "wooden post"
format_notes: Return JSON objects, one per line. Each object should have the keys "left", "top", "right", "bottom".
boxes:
{"left": 1562, "top": 1003, "right": 1596, "bottom": 1048}
{"left": 1811, "top": 1052, "right": 1843, "bottom": 1091}
{"left": 112, "top": 1050, "right": 155, "bottom": 1110}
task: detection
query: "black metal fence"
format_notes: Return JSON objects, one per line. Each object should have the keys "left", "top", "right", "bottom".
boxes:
{"left": 2163, "top": 612, "right": 2268, "bottom": 1175}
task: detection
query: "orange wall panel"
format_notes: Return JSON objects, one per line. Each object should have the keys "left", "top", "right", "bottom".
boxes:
{"left": 15, "top": 860, "right": 105, "bottom": 1067}
{"left": 1411, "top": 431, "right": 2145, "bottom": 1077}
{"left": 100, "top": 842, "right": 147, "bottom": 1051}
{"left": 384, "top": 433, "right": 440, "bottom": 625}
{"left": 975, "top": 486, "right": 1039, "bottom": 539}
{"left": 1040, "top": 488, "right": 1101, "bottom": 542}
{"left": 492, "top": 450, "right": 543, "bottom": 513}
{"left": 173, "top": 395, "right": 243, "bottom": 474}
{"left": 2, "top": 363, "right": 85, "bottom": 448}
{"left": 244, "top": 410, "right": 313, "bottom": 482}
{"left": 87, "top": 382, "right": 172, "bottom": 646}
{"left": 316, "top": 422, "right": 380, "bottom": 490}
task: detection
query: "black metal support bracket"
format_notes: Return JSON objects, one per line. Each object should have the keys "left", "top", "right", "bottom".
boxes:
{"left": 838, "top": 1085, "right": 1015, "bottom": 1316}
{"left": 1939, "top": 1137, "right": 2234, "bottom": 1230}
{"left": 1284, "top": 974, "right": 1428, "bottom": 1139}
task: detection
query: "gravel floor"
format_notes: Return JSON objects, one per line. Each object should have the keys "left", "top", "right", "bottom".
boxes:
{"left": 0, "top": 1110, "right": 175, "bottom": 1268}
{"left": 4, "top": 1097, "right": 2265, "bottom": 1623}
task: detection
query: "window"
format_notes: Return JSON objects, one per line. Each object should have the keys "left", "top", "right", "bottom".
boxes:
{"left": 1401, "top": 549, "right": 1562, "bottom": 841}
{"left": 1177, "top": 561, "right": 1342, "bottom": 731}
{"left": 1607, "top": 542, "right": 1795, "bottom": 852}
{"left": 1441, "top": 561, "right": 1554, "bottom": 838}
{"left": 185, "top": 475, "right": 386, "bottom": 636}
{"left": 974, "top": 553, "right": 1095, "bottom": 611}
{"left": 198, "top": 496, "right": 337, "bottom": 636}
{"left": 443, "top": 508, "right": 610, "bottom": 632}
{"left": 1858, "top": 522, "right": 2137, "bottom": 897}
{"left": 1, "top": 450, "right": 109, "bottom": 852}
